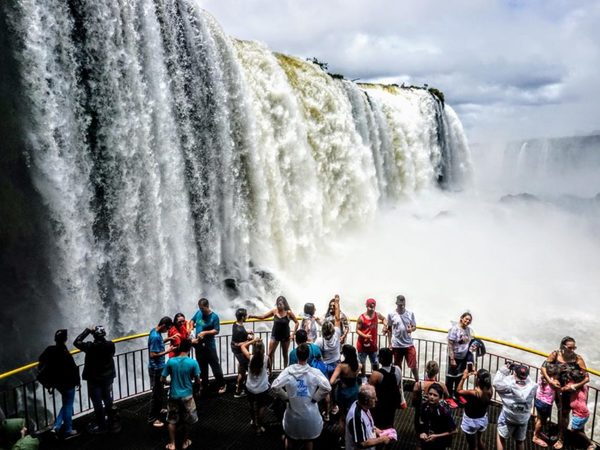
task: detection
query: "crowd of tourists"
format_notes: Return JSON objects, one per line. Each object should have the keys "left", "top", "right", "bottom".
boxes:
{"left": 31, "top": 294, "right": 595, "bottom": 450}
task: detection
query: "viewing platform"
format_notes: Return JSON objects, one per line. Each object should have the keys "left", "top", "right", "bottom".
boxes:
{"left": 1, "top": 321, "right": 599, "bottom": 449}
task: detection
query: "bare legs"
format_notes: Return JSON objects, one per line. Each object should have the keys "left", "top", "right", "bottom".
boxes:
{"left": 268, "top": 339, "right": 291, "bottom": 369}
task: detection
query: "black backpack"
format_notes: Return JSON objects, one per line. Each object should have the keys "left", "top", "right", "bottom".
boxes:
{"left": 377, "top": 366, "right": 402, "bottom": 408}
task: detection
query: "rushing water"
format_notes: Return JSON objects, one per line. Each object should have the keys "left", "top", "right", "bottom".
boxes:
{"left": 0, "top": 1, "right": 472, "bottom": 369}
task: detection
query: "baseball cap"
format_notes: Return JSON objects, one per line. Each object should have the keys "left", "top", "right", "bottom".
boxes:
{"left": 366, "top": 298, "right": 376, "bottom": 307}
{"left": 514, "top": 365, "right": 530, "bottom": 380}
{"left": 93, "top": 325, "right": 106, "bottom": 339}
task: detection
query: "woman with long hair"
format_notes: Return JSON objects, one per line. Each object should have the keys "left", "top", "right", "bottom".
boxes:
{"left": 457, "top": 369, "right": 494, "bottom": 450}
{"left": 249, "top": 296, "right": 299, "bottom": 369}
{"left": 446, "top": 312, "right": 473, "bottom": 408}
{"left": 541, "top": 336, "right": 589, "bottom": 450}
{"left": 330, "top": 344, "right": 362, "bottom": 431}
{"left": 167, "top": 313, "right": 189, "bottom": 357}
{"left": 240, "top": 338, "right": 270, "bottom": 435}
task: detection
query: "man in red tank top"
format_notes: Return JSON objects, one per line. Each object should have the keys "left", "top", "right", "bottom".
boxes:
{"left": 356, "top": 298, "right": 388, "bottom": 380}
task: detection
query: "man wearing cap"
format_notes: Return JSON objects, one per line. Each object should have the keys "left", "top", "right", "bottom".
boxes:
{"left": 356, "top": 298, "right": 387, "bottom": 380}
{"left": 74, "top": 325, "right": 116, "bottom": 433}
{"left": 386, "top": 295, "right": 419, "bottom": 382}
{"left": 493, "top": 362, "right": 537, "bottom": 450}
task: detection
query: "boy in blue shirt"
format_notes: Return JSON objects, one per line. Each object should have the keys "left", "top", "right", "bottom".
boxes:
{"left": 161, "top": 339, "right": 201, "bottom": 450}
{"left": 147, "top": 316, "right": 174, "bottom": 427}
{"left": 190, "top": 298, "right": 226, "bottom": 394}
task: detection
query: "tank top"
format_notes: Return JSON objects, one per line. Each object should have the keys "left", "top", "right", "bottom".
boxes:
{"left": 272, "top": 313, "right": 291, "bottom": 340}
{"left": 357, "top": 312, "right": 378, "bottom": 353}
{"left": 375, "top": 366, "right": 400, "bottom": 408}
{"left": 464, "top": 392, "right": 490, "bottom": 419}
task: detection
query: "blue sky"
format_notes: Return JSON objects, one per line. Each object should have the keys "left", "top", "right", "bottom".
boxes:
{"left": 198, "top": 0, "right": 600, "bottom": 144}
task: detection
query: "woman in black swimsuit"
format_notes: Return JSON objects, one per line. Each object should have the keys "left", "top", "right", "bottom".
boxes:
{"left": 249, "top": 296, "right": 299, "bottom": 369}
{"left": 541, "top": 336, "right": 589, "bottom": 450}
{"left": 457, "top": 369, "right": 493, "bottom": 450}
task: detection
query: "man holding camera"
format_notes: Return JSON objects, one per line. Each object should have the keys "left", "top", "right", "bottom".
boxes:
{"left": 74, "top": 325, "right": 116, "bottom": 433}
{"left": 493, "top": 362, "right": 537, "bottom": 450}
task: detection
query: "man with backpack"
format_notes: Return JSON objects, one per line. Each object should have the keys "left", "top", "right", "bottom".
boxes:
{"left": 38, "top": 329, "right": 80, "bottom": 440}
{"left": 368, "top": 348, "right": 406, "bottom": 429}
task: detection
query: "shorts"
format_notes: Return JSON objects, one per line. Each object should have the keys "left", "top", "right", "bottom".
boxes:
{"left": 234, "top": 352, "right": 248, "bottom": 372}
{"left": 167, "top": 396, "right": 198, "bottom": 425}
{"left": 358, "top": 351, "right": 379, "bottom": 367}
{"left": 447, "top": 352, "right": 473, "bottom": 378}
{"left": 497, "top": 411, "right": 527, "bottom": 442}
{"left": 392, "top": 346, "right": 417, "bottom": 369}
{"left": 461, "top": 413, "right": 488, "bottom": 434}
{"left": 247, "top": 389, "right": 270, "bottom": 407}
{"left": 534, "top": 398, "right": 552, "bottom": 419}
{"left": 571, "top": 415, "right": 589, "bottom": 431}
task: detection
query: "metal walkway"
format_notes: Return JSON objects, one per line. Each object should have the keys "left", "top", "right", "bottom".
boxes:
{"left": 36, "top": 381, "right": 590, "bottom": 450}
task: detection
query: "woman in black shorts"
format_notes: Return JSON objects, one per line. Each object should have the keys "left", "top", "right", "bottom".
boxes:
{"left": 249, "top": 296, "right": 299, "bottom": 368}
{"left": 231, "top": 308, "right": 254, "bottom": 397}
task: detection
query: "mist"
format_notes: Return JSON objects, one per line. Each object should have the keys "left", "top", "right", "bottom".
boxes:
{"left": 277, "top": 137, "right": 600, "bottom": 371}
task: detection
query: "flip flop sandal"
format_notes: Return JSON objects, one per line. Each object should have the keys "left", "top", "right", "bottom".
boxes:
{"left": 532, "top": 436, "right": 548, "bottom": 448}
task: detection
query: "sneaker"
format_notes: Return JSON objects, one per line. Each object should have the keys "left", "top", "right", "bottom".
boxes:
{"left": 160, "top": 408, "right": 168, "bottom": 415}
{"left": 446, "top": 398, "right": 459, "bottom": 409}
{"left": 88, "top": 424, "right": 107, "bottom": 434}
{"left": 62, "top": 430, "right": 80, "bottom": 440}
{"left": 234, "top": 390, "right": 246, "bottom": 398}
{"left": 218, "top": 385, "right": 227, "bottom": 395}
{"left": 152, "top": 419, "right": 165, "bottom": 428}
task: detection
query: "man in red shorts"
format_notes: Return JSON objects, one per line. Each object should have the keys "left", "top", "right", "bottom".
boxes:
{"left": 386, "top": 295, "right": 419, "bottom": 382}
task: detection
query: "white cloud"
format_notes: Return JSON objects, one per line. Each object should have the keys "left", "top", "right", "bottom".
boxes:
{"left": 198, "top": 0, "right": 600, "bottom": 143}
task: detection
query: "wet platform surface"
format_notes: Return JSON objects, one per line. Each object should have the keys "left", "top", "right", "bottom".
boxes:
{"left": 37, "top": 380, "right": 591, "bottom": 450}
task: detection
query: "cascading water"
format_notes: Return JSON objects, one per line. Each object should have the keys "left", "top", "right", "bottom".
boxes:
{"left": 0, "top": 0, "right": 472, "bottom": 369}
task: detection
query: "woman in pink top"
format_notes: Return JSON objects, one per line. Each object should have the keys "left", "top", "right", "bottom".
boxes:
{"left": 532, "top": 365, "right": 559, "bottom": 447}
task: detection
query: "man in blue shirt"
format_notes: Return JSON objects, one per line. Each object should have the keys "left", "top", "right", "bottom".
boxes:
{"left": 289, "top": 329, "right": 323, "bottom": 365}
{"left": 190, "top": 298, "right": 226, "bottom": 394}
{"left": 161, "top": 339, "right": 201, "bottom": 450}
{"left": 147, "top": 316, "right": 173, "bottom": 427}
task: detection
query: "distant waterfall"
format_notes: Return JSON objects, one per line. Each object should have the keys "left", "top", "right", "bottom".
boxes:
{"left": 2, "top": 0, "right": 472, "bottom": 338}
{"left": 503, "top": 135, "right": 600, "bottom": 196}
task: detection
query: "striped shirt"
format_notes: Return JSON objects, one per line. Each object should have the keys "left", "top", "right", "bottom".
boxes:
{"left": 345, "top": 400, "right": 376, "bottom": 450}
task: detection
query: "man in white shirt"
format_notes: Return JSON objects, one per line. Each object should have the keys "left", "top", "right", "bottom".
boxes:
{"left": 346, "top": 384, "right": 391, "bottom": 450}
{"left": 493, "top": 363, "right": 537, "bottom": 450}
{"left": 387, "top": 295, "right": 419, "bottom": 382}
{"left": 272, "top": 343, "right": 331, "bottom": 449}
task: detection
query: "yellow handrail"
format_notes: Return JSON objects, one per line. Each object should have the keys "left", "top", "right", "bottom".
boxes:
{"left": 2, "top": 321, "right": 598, "bottom": 381}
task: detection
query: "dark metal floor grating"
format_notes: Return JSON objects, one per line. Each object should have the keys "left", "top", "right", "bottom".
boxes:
{"left": 36, "top": 382, "right": 591, "bottom": 450}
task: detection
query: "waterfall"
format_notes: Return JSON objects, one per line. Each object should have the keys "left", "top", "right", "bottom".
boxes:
{"left": 503, "top": 135, "right": 600, "bottom": 196}
{"left": 1, "top": 0, "right": 472, "bottom": 360}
